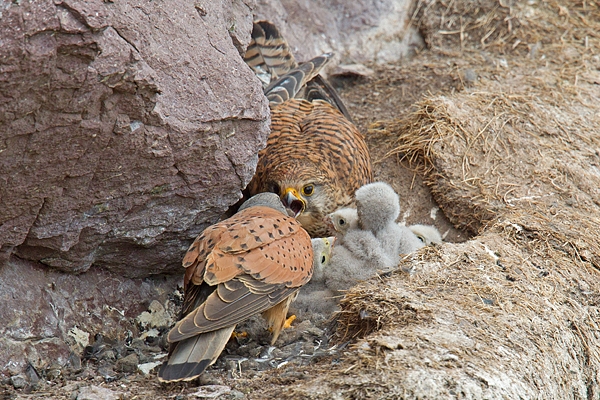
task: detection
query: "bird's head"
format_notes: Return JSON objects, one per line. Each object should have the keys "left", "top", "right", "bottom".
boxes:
{"left": 269, "top": 177, "right": 329, "bottom": 218}
{"left": 255, "top": 165, "right": 341, "bottom": 236}
{"left": 324, "top": 207, "right": 359, "bottom": 236}
{"left": 310, "top": 236, "right": 335, "bottom": 282}
{"left": 355, "top": 182, "right": 400, "bottom": 233}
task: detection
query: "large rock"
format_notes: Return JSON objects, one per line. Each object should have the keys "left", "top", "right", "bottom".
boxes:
{"left": 0, "top": 0, "right": 264, "bottom": 377}
{"left": 253, "top": 0, "right": 422, "bottom": 64}
{"left": 0, "top": 256, "right": 181, "bottom": 377}
{"left": 0, "top": 0, "right": 267, "bottom": 277}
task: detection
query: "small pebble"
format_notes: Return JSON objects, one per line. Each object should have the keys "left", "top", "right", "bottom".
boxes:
{"left": 11, "top": 374, "right": 27, "bottom": 389}
{"left": 463, "top": 69, "right": 477, "bottom": 85}
{"left": 116, "top": 353, "right": 139, "bottom": 373}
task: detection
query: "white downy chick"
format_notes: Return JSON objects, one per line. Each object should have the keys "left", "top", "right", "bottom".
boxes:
{"left": 324, "top": 207, "right": 359, "bottom": 237}
{"left": 408, "top": 224, "right": 443, "bottom": 245}
{"left": 355, "top": 182, "right": 424, "bottom": 264}
{"left": 291, "top": 237, "right": 338, "bottom": 320}
{"left": 324, "top": 228, "right": 394, "bottom": 295}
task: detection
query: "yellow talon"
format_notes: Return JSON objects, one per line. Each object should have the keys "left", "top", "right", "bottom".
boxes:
{"left": 283, "top": 314, "right": 296, "bottom": 329}
{"left": 231, "top": 331, "right": 248, "bottom": 340}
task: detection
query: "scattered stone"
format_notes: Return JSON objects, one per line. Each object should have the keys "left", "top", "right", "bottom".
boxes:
{"left": 97, "top": 364, "right": 117, "bottom": 382}
{"left": 101, "top": 350, "right": 117, "bottom": 362}
{"left": 225, "top": 389, "right": 246, "bottom": 399}
{"left": 191, "top": 385, "right": 231, "bottom": 398}
{"left": 115, "top": 353, "right": 139, "bottom": 373}
{"left": 197, "top": 373, "right": 222, "bottom": 386}
{"left": 332, "top": 63, "right": 375, "bottom": 77}
{"left": 136, "top": 300, "right": 173, "bottom": 330}
{"left": 68, "top": 327, "right": 91, "bottom": 351}
{"left": 10, "top": 374, "right": 27, "bottom": 389}
{"left": 67, "top": 352, "right": 83, "bottom": 374}
{"left": 76, "top": 385, "right": 122, "bottom": 400}
{"left": 45, "top": 363, "right": 63, "bottom": 381}
{"left": 137, "top": 361, "right": 162, "bottom": 375}
{"left": 25, "top": 363, "right": 41, "bottom": 387}
{"left": 139, "top": 328, "right": 161, "bottom": 342}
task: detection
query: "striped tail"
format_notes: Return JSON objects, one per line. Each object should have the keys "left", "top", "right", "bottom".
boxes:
{"left": 264, "top": 53, "right": 333, "bottom": 105}
{"left": 244, "top": 20, "right": 298, "bottom": 86}
{"left": 244, "top": 20, "right": 353, "bottom": 120}
{"left": 157, "top": 326, "right": 235, "bottom": 382}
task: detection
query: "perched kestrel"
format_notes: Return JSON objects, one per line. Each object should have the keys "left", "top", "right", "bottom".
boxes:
{"left": 244, "top": 21, "right": 373, "bottom": 237}
{"left": 158, "top": 193, "right": 323, "bottom": 382}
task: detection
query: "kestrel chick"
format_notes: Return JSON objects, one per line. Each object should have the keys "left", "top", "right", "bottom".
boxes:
{"left": 355, "top": 182, "right": 424, "bottom": 263}
{"left": 324, "top": 228, "right": 395, "bottom": 294}
{"left": 245, "top": 21, "right": 372, "bottom": 238}
{"left": 325, "top": 207, "right": 358, "bottom": 237}
{"left": 158, "top": 193, "right": 315, "bottom": 382}
{"left": 292, "top": 237, "right": 338, "bottom": 318}
{"left": 408, "top": 224, "right": 443, "bottom": 245}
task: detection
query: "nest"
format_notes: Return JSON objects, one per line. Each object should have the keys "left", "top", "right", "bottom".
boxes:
{"left": 252, "top": 1, "right": 600, "bottom": 398}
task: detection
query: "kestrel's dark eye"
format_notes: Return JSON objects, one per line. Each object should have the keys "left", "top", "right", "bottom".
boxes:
{"left": 302, "top": 185, "right": 314, "bottom": 196}
{"left": 339, "top": 219, "right": 345, "bottom": 225}
{"left": 270, "top": 183, "right": 281, "bottom": 194}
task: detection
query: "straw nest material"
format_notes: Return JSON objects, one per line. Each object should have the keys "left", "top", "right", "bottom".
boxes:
{"left": 248, "top": 1, "right": 600, "bottom": 398}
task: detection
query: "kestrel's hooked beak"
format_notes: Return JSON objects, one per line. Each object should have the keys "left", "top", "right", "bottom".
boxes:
{"left": 282, "top": 187, "right": 306, "bottom": 217}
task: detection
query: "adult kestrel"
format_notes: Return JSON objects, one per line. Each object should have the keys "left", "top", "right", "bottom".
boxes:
{"left": 158, "top": 193, "right": 328, "bottom": 382}
{"left": 244, "top": 21, "right": 373, "bottom": 237}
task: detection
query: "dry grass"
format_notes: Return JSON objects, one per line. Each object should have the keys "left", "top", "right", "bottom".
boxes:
{"left": 248, "top": 0, "right": 600, "bottom": 398}
{"left": 413, "top": 0, "right": 600, "bottom": 55}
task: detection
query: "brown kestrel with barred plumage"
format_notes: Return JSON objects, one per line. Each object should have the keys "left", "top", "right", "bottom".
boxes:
{"left": 157, "top": 193, "right": 332, "bottom": 382}
{"left": 245, "top": 21, "right": 373, "bottom": 237}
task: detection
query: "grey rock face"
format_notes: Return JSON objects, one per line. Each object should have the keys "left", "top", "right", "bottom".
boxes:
{"left": 253, "top": 0, "right": 422, "bottom": 64}
{"left": 0, "top": 256, "right": 181, "bottom": 377}
{"left": 0, "top": 0, "right": 268, "bottom": 277}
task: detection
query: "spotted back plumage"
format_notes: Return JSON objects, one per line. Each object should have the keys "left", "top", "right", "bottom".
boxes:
{"left": 159, "top": 198, "right": 315, "bottom": 382}
{"left": 183, "top": 206, "right": 313, "bottom": 290}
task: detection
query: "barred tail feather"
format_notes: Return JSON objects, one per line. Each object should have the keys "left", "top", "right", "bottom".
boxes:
{"left": 157, "top": 326, "right": 235, "bottom": 382}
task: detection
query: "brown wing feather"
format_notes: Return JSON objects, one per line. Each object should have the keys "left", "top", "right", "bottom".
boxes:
{"left": 232, "top": 232, "right": 313, "bottom": 286}
{"left": 264, "top": 53, "right": 333, "bottom": 105}
{"left": 168, "top": 276, "right": 298, "bottom": 343}
{"left": 170, "top": 202, "right": 313, "bottom": 344}
{"left": 215, "top": 207, "right": 303, "bottom": 254}
{"left": 183, "top": 206, "right": 306, "bottom": 287}
{"left": 244, "top": 20, "right": 297, "bottom": 83}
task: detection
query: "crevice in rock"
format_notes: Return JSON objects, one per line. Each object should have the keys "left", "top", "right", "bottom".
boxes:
{"left": 172, "top": 163, "right": 192, "bottom": 191}
{"left": 55, "top": 3, "right": 92, "bottom": 31}
{"left": 224, "top": 150, "right": 243, "bottom": 188}
{"left": 111, "top": 26, "right": 140, "bottom": 55}
{"left": 24, "top": 197, "right": 48, "bottom": 243}
{"left": 198, "top": 17, "right": 226, "bottom": 56}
